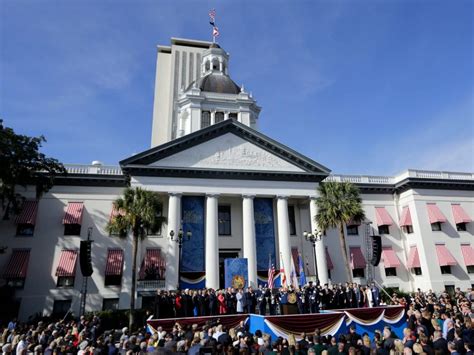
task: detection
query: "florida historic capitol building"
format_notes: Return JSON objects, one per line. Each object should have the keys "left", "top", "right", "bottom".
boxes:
{"left": 1, "top": 38, "right": 473, "bottom": 320}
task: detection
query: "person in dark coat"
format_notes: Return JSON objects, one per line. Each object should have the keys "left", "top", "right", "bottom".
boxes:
{"left": 433, "top": 330, "right": 448, "bottom": 354}
{"left": 246, "top": 287, "right": 257, "bottom": 314}
{"left": 208, "top": 289, "right": 218, "bottom": 316}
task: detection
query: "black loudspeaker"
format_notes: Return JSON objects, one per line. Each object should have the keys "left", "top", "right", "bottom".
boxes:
{"left": 80, "top": 241, "right": 93, "bottom": 277}
{"left": 370, "top": 235, "right": 382, "bottom": 266}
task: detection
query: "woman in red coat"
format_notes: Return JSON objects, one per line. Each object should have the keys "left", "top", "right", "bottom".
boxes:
{"left": 217, "top": 290, "right": 227, "bottom": 315}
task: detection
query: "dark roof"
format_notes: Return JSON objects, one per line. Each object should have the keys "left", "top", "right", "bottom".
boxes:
{"left": 190, "top": 73, "right": 241, "bottom": 94}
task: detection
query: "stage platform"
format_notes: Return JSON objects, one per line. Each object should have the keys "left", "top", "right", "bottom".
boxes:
{"left": 147, "top": 306, "right": 406, "bottom": 340}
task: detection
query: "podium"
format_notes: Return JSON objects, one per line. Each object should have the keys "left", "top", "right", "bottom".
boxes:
{"left": 281, "top": 304, "right": 299, "bottom": 315}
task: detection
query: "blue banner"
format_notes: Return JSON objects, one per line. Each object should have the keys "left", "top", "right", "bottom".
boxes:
{"left": 181, "top": 196, "right": 205, "bottom": 272}
{"left": 254, "top": 198, "right": 276, "bottom": 271}
{"left": 225, "top": 258, "right": 248, "bottom": 289}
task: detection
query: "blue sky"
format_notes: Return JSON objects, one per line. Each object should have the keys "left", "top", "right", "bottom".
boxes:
{"left": 1, "top": 0, "right": 473, "bottom": 175}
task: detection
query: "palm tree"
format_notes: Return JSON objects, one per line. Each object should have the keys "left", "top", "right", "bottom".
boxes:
{"left": 315, "top": 181, "right": 365, "bottom": 282}
{"left": 106, "top": 187, "right": 166, "bottom": 329}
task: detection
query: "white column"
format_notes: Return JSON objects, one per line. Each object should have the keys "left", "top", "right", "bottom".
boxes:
{"left": 166, "top": 193, "right": 181, "bottom": 290}
{"left": 210, "top": 110, "right": 216, "bottom": 125}
{"left": 277, "top": 196, "right": 292, "bottom": 287}
{"left": 310, "top": 197, "right": 328, "bottom": 284}
{"left": 205, "top": 194, "right": 220, "bottom": 289}
{"left": 242, "top": 195, "right": 258, "bottom": 288}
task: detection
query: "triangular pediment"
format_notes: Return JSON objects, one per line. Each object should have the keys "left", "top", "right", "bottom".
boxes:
{"left": 149, "top": 132, "right": 305, "bottom": 172}
{"left": 120, "top": 119, "right": 330, "bottom": 181}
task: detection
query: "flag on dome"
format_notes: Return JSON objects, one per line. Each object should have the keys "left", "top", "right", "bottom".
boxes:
{"left": 212, "top": 26, "right": 220, "bottom": 38}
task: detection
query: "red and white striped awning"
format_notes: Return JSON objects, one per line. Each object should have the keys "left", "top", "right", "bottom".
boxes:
{"left": 427, "top": 203, "right": 447, "bottom": 224}
{"left": 55, "top": 250, "right": 78, "bottom": 277}
{"left": 452, "top": 204, "right": 472, "bottom": 224}
{"left": 105, "top": 249, "right": 124, "bottom": 276}
{"left": 15, "top": 200, "right": 39, "bottom": 225}
{"left": 325, "top": 247, "right": 334, "bottom": 270}
{"left": 399, "top": 206, "right": 413, "bottom": 227}
{"left": 460, "top": 244, "right": 474, "bottom": 266}
{"left": 406, "top": 246, "right": 421, "bottom": 268}
{"left": 375, "top": 207, "right": 393, "bottom": 226}
{"left": 435, "top": 244, "right": 457, "bottom": 266}
{"left": 349, "top": 247, "right": 366, "bottom": 269}
{"left": 381, "top": 247, "right": 401, "bottom": 268}
{"left": 139, "top": 249, "right": 165, "bottom": 279}
{"left": 109, "top": 205, "right": 125, "bottom": 222}
{"left": 62, "top": 202, "right": 84, "bottom": 224}
{"left": 3, "top": 249, "right": 30, "bottom": 278}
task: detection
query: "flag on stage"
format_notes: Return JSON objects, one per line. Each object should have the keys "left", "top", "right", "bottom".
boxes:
{"left": 290, "top": 253, "right": 299, "bottom": 291}
{"left": 267, "top": 256, "right": 275, "bottom": 289}
{"left": 298, "top": 253, "right": 306, "bottom": 287}
{"left": 279, "top": 252, "right": 287, "bottom": 287}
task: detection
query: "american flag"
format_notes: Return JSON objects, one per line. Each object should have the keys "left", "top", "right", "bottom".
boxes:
{"left": 268, "top": 260, "right": 275, "bottom": 289}
{"left": 209, "top": 9, "right": 216, "bottom": 21}
{"left": 212, "top": 26, "right": 220, "bottom": 38}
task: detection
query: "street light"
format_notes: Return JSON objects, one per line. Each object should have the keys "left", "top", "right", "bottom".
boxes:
{"left": 303, "top": 228, "right": 323, "bottom": 283}
{"left": 169, "top": 226, "right": 192, "bottom": 290}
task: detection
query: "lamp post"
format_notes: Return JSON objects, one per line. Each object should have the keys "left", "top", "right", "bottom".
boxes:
{"left": 169, "top": 226, "right": 192, "bottom": 290}
{"left": 303, "top": 228, "right": 323, "bottom": 282}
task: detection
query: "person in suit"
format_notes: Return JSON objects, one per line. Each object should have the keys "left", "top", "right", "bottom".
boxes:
{"left": 208, "top": 288, "right": 217, "bottom": 316}
{"left": 433, "top": 330, "right": 449, "bottom": 354}
{"left": 371, "top": 283, "right": 380, "bottom": 307}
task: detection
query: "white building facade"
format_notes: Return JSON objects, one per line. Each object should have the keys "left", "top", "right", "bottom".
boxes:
{"left": 1, "top": 38, "right": 473, "bottom": 320}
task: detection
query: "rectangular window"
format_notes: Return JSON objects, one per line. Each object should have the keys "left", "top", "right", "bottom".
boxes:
{"left": 6, "top": 278, "right": 25, "bottom": 289}
{"left": 385, "top": 267, "right": 397, "bottom": 277}
{"left": 57, "top": 276, "right": 75, "bottom": 288}
{"left": 229, "top": 113, "right": 238, "bottom": 120}
{"left": 16, "top": 224, "right": 35, "bottom": 236}
{"left": 440, "top": 265, "right": 451, "bottom": 274}
{"left": 218, "top": 205, "right": 231, "bottom": 236}
{"left": 402, "top": 225, "right": 414, "bottom": 234}
{"left": 52, "top": 300, "right": 72, "bottom": 316}
{"left": 467, "top": 265, "right": 474, "bottom": 274}
{"left": 201, "top": 111, "right": 211, "bottom": 129}
{"left": 378, "top": 225, "right": 390, "bottom": 235}
{"left": 64, "top": 224, "right": 81, "bottom": 236}
{"left": 456, "top": 223, "right": 467, "bottom": 232}
{"left": 102, "top": 298, "right": 119, "bottom": 311}
{"left": 105, "top": 275, "right": 122, "bottom": 286}
{"left": 288, "top": 206, "right": 296, "bottom": 236}
{"left": 431, "top": 222, "right": 442, "bottom": 232}
{"left": 445, "top": 285, "right": 455, "bottom": 296}
{"left": 352, "top": 268, "right": 365, "bottom": 278}
{"left": 413, "top": 267, "right": 422, "bottom": 276}
{"left": 215, "top": 112, "right": 224, "bottom": 124}
{"left": 347, "top": 225, "right": 359, "bottom": 236}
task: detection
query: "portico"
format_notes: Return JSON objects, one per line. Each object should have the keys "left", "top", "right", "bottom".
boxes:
{"left": 120, "top": 119, "right": 331, "bottom": 290}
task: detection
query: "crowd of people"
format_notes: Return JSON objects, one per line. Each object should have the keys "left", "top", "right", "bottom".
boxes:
{"left": 153, "top": 281, "right": 384, "bottom": 318}
{"left": 0, "top": 286, "right": 472, "bottom": 354}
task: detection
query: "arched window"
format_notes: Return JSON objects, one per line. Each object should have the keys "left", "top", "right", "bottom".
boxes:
{"left": 215, "top": 112, "right": 224, "bottom": 124}
{"left": 205, "top": 60, "right": 210, "bottom": 71}
{"left": 201, "top": 111, "right": 211, "bottom": 128}
{"left": 212, "top": 58, "right": 219, "bottom": 70}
